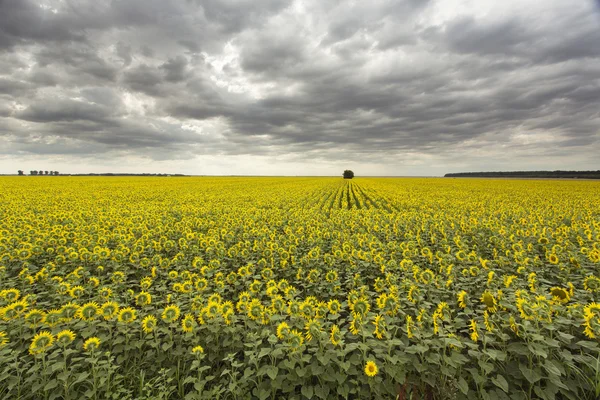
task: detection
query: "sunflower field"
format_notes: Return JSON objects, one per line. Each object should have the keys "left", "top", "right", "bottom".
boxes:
{"left": 0, "top": 176, "right": 599, "bottom": 400}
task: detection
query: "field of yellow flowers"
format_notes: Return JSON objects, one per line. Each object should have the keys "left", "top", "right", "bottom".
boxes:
{"left": 0, "top": 176, "right": 599, "bottom": 400}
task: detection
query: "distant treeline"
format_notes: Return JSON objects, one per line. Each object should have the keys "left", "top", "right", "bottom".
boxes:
{"left": 444, "top": 170, "right": 600, "bottom": 179}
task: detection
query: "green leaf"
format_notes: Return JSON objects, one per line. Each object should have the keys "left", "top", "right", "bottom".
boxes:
{"left": 301, "top": 384, "right": 314, "bottom": 399}
{"left": 265, "top": 366, "right": 278, "bottom": 380}
{"left": 543, "top": 360, "right": 561, "bottom": 376}
{"left": 458, "top": 377, "right": 469, "bottom": 394}
{"left": 527, "top": 343, "right": 548, "bottom": 358}
{"left": 44, "top": 380, "right": 59, "bottom": 391}
{"left": 519, "top": 365, "right": 541, "bottom": 384}
{"left": 478, "top": 360, "right": 494, "bottom": 375}
{"left": 491, "top": 374, "right": 509, "bottom": 393}
{"left": 576, "top": 341, "right": 599, "bottom": 351}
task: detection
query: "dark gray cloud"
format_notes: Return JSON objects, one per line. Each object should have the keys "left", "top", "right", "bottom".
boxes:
{"left": 0, "top": 0, "right": 599, "bottom": 174}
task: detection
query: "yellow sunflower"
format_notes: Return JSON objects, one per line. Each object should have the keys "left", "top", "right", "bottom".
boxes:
{"left": 162, "top": 304, "right": 181, "bottom": 323}
{"left": 56, "top": 330, "right": 76, "bottom": 346}
{"left": 29, "top": 331, "right": 54, "bottom": 355}
{"left": 83, "top": 337, "right": 101, "bottom": 352}
{"left": 118, "top": 307, "right": 137, "bottom": 323}
{"left": 364, "top": 361, "right": 378, "bottom": 377}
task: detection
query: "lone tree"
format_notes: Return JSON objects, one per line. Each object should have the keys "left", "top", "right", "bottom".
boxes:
{"left": 18, "top": 170, "right": 24, "bottom": 175}
{"left": 343, "top": 170, "right": 354, "bottom": 179}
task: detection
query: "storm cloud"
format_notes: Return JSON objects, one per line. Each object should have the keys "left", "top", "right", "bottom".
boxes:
{"left": 0, "top": 0, "right": 599, "bottom": 175}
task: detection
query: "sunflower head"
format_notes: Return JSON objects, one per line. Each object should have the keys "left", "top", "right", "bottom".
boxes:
{"left": 162, "top": 304, "right": 181, "bottom": 323}
{"left": 584, "top": 276, "right": 600, "bottom": 293}
{"left": 29, "top": 331, "right": 54, "bottom": 355}
{"left": 181, "top": 314, "right": 196, "bottom": 333}
{"left": 118, "top": 307, "right": 137, "bottom": 323}
{"left": 191, "top": 345, "right": 204, "bottom": 356}
{"left": 287, "top": 329, "right": 304, "bottom": 351}
{"left": 101, "top": 302, "right": 119, "bottom": 320}
{"left": 83, "top": 337, "right": 101, "bottom": 353}
{"left": 1, "top": 288, "right": 20, "bottom": 302}
{"left": 481, "top": 292, "right": 496, "bottom": 310}
{"left": 246, "top": 299, "right": 262, "bottom": 320}
{"left": 78, "top": 302, "right": 100, "bottom": 321}
{"left": 276, "top": 322, "right": 290, "bottom": 340}
{"left": 364, "top": 361, "right": 378, "bottom": 377}
{"left": 304, "top": 319, "right": 322, "bottom": 342}
{"left": 550, "top": 287, "right": 570, "bottom": 303}
{"left": 141, "top": 315, "right": 157, "bottom": 333}
{"left": 330, "top": 325, "right": 342, "bottom": 347}
{"left": 25, "top": 309, "right": 46, "bottom": 326}
{"left": 69, "top": 285, "right": 85, "bottom": 299}
{"left": 271, "top": 296, "right": 286, "bottom": 313}
{"left": 56, "top": 330, "right": 76, "bottom": 346}
{"left": 350, "top": 298, "right": 370, "bottom": 317}
{"left": 136, "top": 291, "right": 152, "bottom": 306}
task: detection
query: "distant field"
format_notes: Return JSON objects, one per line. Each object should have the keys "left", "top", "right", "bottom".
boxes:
{"left": 0, "top": 177, "right": 599, "bottom": 399}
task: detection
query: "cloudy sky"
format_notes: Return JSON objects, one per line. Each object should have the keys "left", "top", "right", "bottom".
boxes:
{"left": 1, "top": 0, "right": 599, "bottom": 176}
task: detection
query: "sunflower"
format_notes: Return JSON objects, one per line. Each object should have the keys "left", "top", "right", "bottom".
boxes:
{"left": 83, "top": 337, "right": 101, "bottom": 352}
{"left": 284, "top": 286, "right": 297, "bottom": 299}
{"left": 101, "top": 301, "right": 119, "bottom": 320}
{"left": 44, "top": 309, "right": 63, "bottom": 326}
{"left": 1, "top": 288, "right": 20, "bottom": 302}
{"left": 140, "top": 277, "right": 153, "bottom": 290}
{"left": 69, "top": 285, "right": 85, "bottom": 299}
{"left": 419, "top": 269, "right": 434, "bottom": 285}
{"left": 548, "top": 253, "right": 559, "bottom": 265}
{"left": 287, "top": 329, "right": 304, "bottom": 351}
{"left": 135, "top": 291, "right": 152, "bottom": 307}
{"left": 406, "top": 315, "right": 414, "bottom": 339}
{"left": 162, "top": 304, "right": 181, "bottom": 323}
{"left": 469, "top": 319, "right": 479, "bottom": 342}
{"left": 583, "top": 276, "right": 600, "bottom": 293}
{"left": 276, "top": 322, "right": 290, "bottom": 340}
{"left": 304, "top": 319, "right": 322, "bottom": 342}
{"left": 327, "top": 299, "right": 341, "bottom": 315}
{"left": 270, "top": 295, "right": 286, "bottom": 313}
{"left": 550, "top": 287, "right": 570, "bottom": 303}
{"left": 0, "top": 331, "right": 8, "bottom": 348}
{"left": 249, "top": 280, "right": 262, "bottom": 294}
{"left": 56, "top": 330, "right": 76, "bottom": 345}
{"left": 117, "top": 307, "right": 136, "bottom": 324}
{"left": 407, "top": 286, "right": 418, "bottom": 303}
{"left": 78, "top": 302, "right": 100, "bottom": 321}
{"left": 287, "top": 300, "right": 301, "bottom": 317}
{"left": 4, "top": 299, "right": 28, "bottom": 319}
{"left": 364, "top": 361, "right": 378, "bottom": 377}
{"left": 350, "top": 298, "right": 370, "bottom": 317}
{"left": 583, "top": 303, "right": 600, "bottom": 339}
{"left": 325, "top": 270, "right": 338, "bottom": 283}
{"left": 99, "top": 286, "right": 112, "bottom": 299}
{"left": 25, "top": 309, "right": 46, "bottom": 327}
{"left": 261, "top": 267, "right": 274, "bottom": 280}
{"left": 141, "top": 315, "right": 157, "bottom": 333}
{"left": 181, "top": 314, "right": 196, "bottom": 333}
{"left": 221, "top": 301, "right": 234, "bottom": 316}
{"left": 373, "top": 314, "right": 386, "bottom": 339}
{"left": 457, "top": 291, "right": 468, "bottom": 309}
{"left": 330, "top": 325, "right": 342, "bottom": 346}
{"left": 191, "top": 345, "right": 204, "bottom": 355}
{"left": 349, "top": 312, "right": 364, "bottom": 335}
{"left": 205, "top": 301, "right": 221, "bottom": 319}
{"left": 111, "top": 271, "right": 125, "bottom": 283}
{"left": 29, "top": 331, "right": 54, "bottom": 355}
{"left": 481, "top": 292, "right": 497, "bottom": 312}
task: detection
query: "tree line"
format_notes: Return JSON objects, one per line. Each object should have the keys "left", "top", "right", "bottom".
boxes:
{"left": 444, "top": 170, "right": 600, "bottom": 179}
{"left": 19, "top": 170, "right": 60, "bottom": 176}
